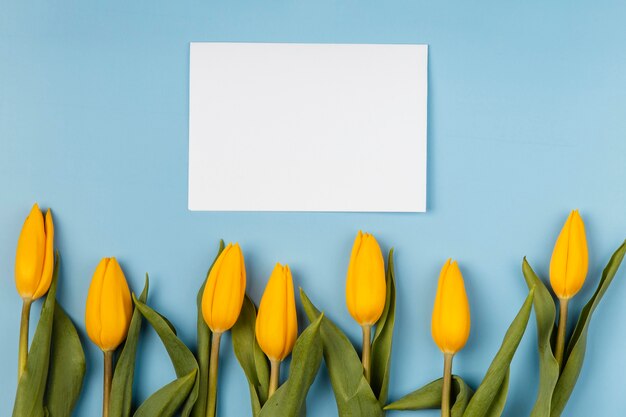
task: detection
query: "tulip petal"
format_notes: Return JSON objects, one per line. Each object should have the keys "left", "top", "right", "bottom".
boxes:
{"left": 85, "top": 258, "right": 132, "bottom": 351}
{"left": 214, "top": 244, "right": 246, "bottom": 332}
{"left": 33, "top": 209, "right": 55, "bottom": 299}
{"left": 346, "top": 232, "right": 386, "bottom": 326}
{"left": 550, "top": 211, "right": 589, "bottom": 299}
{"left": 202, "top": 243, "right": 231, "bottom": 330}
{"left": 285, "top": 265, "right": 298, "bottom": 357}
{"left": 202, "top": 243, "right": 246, "bottom": 333}
{"left": 100, "top": 258, "right": 132, "bottom": 351}
{"left": 85, "top": 258, "right": 108, "bottom": 349}
{"left": 256, "top": 265, "right": 284, "bottom": 360}
{"left": 444, "top": 262, "right": 471, "bottom": 353}
{"left": 256, "top": 263, "right": 298, "bottom": 361}
{"left": 239, "top": 243, "right": 247, "bottom": 301}
{"left": 431, "top": 259, "right": 451, "bottom": 352}
{"left": 15, "top": 204, "right": 47, "bottom": 299}
{"left": 346, "top": 231, "right": 363, "bottom": 322}
{"left": 550, "top": 212, "right": 572, "bottom": 298}
{"left": 564, "top": 211, "right": 588, "bottom": 298}
{"left": 431, "top": 260, "right": 470, "bottom": 354}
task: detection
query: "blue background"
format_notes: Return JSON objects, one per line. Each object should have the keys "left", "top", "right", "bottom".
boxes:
{"left": 1, "top": 1, "right": 626, "bottom": 416}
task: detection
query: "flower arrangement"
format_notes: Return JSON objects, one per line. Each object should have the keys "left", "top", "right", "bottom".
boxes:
{"left": 9, "top": 204, "right": 625, "bottom": 417}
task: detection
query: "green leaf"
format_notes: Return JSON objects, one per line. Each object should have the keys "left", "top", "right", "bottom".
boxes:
{"left": 370, "top": 249, "right": 396, "bottom": 406}
{"left": 482, "top": 371, "right": 509, "bottom": 417}
{"left": 451, "top": 375, "right": 474, "bottom": 417}
{"left": 192, "top": 240, "right": 225, "bottom": 417}
{"left": 463, "top": 289, "right": 534, "bottom": 417}
{"left": 13, "top": 254, "right": 59, "bottom": 417}
{"left": 232, "top": 295, "right": 270, "bottom": 416}
{"left": 110, "top": 276, "right": 150, "bottom": 417}
{"left": 133, "top": 371, "right": 197, "bottom": 417}
{"left": 384, "top": 378, "right": 440, "bottom": 411}
{"left": 384, "top": 375, "right": 473, "bottom": 417}
{"left": 550, "top": 240, "right": 626, "bottom": 417}
{"left": 44, "top": 303, "right": 86, "bottom": 417}
{"left": 134, "top": 297, "right": 199, "bottom": 417}
{"left": 522, "top": 259, "right": 559, "bottom": 417}
{"left": 300, "top": 289, "right": 383, "bottom": 417}
{"left": 157, "top": 312, "right": 178, "bottom": 336}
{"left": 258, "top": 315, "right": 324, "bottom": 417}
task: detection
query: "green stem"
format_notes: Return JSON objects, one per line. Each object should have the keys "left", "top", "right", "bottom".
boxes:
{"left": 103, "top": 350, "right": 113, "bottom": 417}
{"left": 555, "top": 298, "right": 569, "bottom": 369}
{"left": 18, "top": 298, "right": 33, "bottom": 381}
{"left": 269, "top": 359, "right": 281, "bottom": 398}
{"left": 206, "top": 332, "right": 222, "bottom": 417}
{"left": 361, "top": 324, "right": 372, "bottom": 383}
{"left": 441, "top": 353, "right": 454, "bottom": 417}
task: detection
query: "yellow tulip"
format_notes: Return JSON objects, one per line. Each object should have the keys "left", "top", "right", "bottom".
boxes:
{"left": 256, "top": 263, "right": 298, "bottom": 362}
{"left": 345, "top": 231, "right": 386, "bottom": 326}
{"left": 431, "top": 259, "right": 471, "bottom": 354}
{"left": 550, "top": 210, "right": 589, "bottom": 368}
{"left": 432, "top": 259, "right": 470, "bottom": 417}
{"left": 15, "top": 203, "right": 55, "bottom": 379}
{"left": 15, "top": 203, "right": 55, "bottom": 300}
{"left": 549, "top": 210, "right": 588, "bottom": 300}
{"left": 202, "top": 243, "right": 247, "bottom": 333}
{"left": 203, "top": 243, "right": 247, "bottom": 417}
{"left": 256, "top": 263, "right": 298, "bottom": 399}
{"left": 85, "top": 258, "right": 133, "bottom": 352}
{"left": 346, "top": 231, "right": 386, "bottom": 383}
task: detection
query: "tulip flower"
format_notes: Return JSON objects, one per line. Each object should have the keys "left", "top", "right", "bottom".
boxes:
{"left": 345, "top": 231, "right": 386, "bottom": 382}
{"left": 549, "top": 210, "right": 588, "bottom": 367}
{"left": 255, "top": 263, "right": 298, "bottom": 398}
{"left": 431, "top": 259, "right": 470, "bottom": 417}
{"left": 202, "top": 243, "right": 246, "bottom": 417}
{"left": 85, "top": 258, "right": 132, "bottom": 417}
{"left": 14, "top": 203, "right": 54, "bottom": 379}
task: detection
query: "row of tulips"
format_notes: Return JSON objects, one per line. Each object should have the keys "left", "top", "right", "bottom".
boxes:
{"left": 11, "top": 204, "right": 626, "bottom": 417}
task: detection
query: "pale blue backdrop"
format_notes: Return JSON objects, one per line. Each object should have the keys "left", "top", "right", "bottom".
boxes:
{"left": 1, "top": 1, "right": 625, "bottom": 416}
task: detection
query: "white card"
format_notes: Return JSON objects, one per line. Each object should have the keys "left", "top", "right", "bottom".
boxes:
{"left": 189, "top": 42, "right": 428, "bottom": 212}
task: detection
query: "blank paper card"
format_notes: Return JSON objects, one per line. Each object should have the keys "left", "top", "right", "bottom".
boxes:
{"left": 189, "top": 42, "right": 428, "bottom": 212}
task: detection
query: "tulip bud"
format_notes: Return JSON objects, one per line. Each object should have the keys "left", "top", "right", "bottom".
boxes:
{"left": 202, "top": 243, "right": 247, "bottom": 333}
{"left": 15, "top": 204, "right": 55, "bottom": 300}
{"left": 549, "top": 210, "right": 588, "bottom": 299}
{"left": 431, "top": 259, "right": 470, "bottom": 354}
{"left": 85, "top": 258, "right": 133, "bottom": 352}
{"left": 345, "top": 231, "right": 386, "bottom": 326}
{"left": 255, "top": 263, "right": 298, "bottom": 362}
